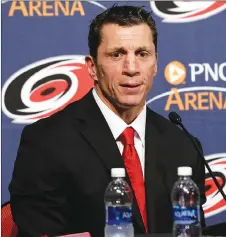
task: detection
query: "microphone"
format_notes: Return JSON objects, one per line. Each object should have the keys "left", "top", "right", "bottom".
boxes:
{"left": 168, "top": 111, "right": 226, "bottom": 201}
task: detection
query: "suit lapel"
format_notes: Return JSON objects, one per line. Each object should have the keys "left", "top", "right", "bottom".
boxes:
{"left": 144, "top": 109, "right": 166, "bottom": 233}
{"left": 76, "top": 91, "right": 124, "bottom": 172}
{"left": 74, "top": 91, "right": 145, "bottom": 232}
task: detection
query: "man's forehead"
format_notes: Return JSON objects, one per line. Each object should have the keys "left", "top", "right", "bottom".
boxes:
{"left": 100, "top": 23, "right": 154, "bottom": 47}
{"left": 101, "top": 23, "right": 153, "bottom": 36}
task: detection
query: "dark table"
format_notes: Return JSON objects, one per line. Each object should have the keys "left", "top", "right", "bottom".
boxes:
{"left": 135, "top": 222, "right": 226, "bottom": 237}
{"left": 202, "top": 222, "right": 226, "bottom": 236}
{"left": 135, "top": 235, "right": 225, "bottom": 237}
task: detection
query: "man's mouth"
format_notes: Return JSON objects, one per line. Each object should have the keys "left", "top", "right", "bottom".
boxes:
{"left": 120, "top": 83, "right": 141, "bottom": 88}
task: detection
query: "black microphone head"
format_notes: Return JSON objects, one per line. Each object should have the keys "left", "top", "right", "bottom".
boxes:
{"left": 168, "top": 111, "right": 182, "bottom": 125}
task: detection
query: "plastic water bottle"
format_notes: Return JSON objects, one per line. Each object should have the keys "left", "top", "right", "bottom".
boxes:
{"left": 104, "top": 168, "right": 134, "bottom": 237}
{"left": 172, "top": 167, "right": 202, "bottom": 237}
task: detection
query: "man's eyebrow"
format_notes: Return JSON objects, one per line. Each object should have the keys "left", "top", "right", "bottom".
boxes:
{"left": 106, "top": 47, "right": 126, "bottom": 52}
{"left": 106, "top": 46, "right": 152, "bottom": 52}
{"left": 136, "top": 46, "right": 152, "bottom": 51}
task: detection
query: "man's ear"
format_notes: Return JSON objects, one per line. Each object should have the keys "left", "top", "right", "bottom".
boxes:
{"left": 85, "top": 56, "right": 98, "bottom": 81}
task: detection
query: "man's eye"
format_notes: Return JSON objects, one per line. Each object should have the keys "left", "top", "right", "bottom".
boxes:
{"left": 139, "top": 51, "right": 149, "bottom": 58}
{"left": 111, "top": 52, "right": 122, "bottom": 58}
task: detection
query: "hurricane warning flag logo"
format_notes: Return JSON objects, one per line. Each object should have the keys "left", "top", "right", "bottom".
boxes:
{"left": 2, "top": 55, "right": 94, "bottom": 124}
{"left": 203, "top": 153, "right": 226, "bottom": 217}
{"left": 150, "top": 1, "right": 226, "bottom": 23}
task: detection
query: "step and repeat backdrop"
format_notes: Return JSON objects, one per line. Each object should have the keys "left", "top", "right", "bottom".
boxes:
{"left": 1, "top": 0, "right": 226, "bottom": 226}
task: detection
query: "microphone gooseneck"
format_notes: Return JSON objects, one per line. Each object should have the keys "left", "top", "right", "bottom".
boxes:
{"left": 168, "top": 111, "right": 226, "bottom": 201}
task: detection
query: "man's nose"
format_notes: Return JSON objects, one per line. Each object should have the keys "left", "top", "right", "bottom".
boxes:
{"left": 122, "top": 54, "right": 140, "bottom": 77}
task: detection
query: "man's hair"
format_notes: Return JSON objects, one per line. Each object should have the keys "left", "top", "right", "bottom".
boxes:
{"left": 88, "top": 5, "right": 158, "bottom": 62}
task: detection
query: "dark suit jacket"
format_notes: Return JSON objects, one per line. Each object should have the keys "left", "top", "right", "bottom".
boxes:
{"left": 9, "top": 90, "right": 206, "bottom": 237}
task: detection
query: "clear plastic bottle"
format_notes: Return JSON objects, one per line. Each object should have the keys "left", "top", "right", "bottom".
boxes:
{"left": 171, "top": 167, "right": 202, "bottom": 237}
{"left": 104, "top": 168, "right": 134, "bottom": 237}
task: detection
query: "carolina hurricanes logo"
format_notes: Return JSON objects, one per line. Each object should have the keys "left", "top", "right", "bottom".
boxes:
{"left": 203, "top": 153, "right": 226, "bottom": 218}
{"left": 150, "top": 1, "right": 226, "bottom": 23}
{"left": 2, "top": 55, "right": 94, "bottom": 124}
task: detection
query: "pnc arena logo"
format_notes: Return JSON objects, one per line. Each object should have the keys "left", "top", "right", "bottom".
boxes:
{"left": 147, "top": 60, "right": 226, "bottom": 111}
{"left": 203, "top": 153, "right": 226, "bottom": 217}
{"left": 4, "top": 0, "right": 106, "bottom": 17}
{"left": 150, "top": 1, "right": 226, "bottom": 23}
{"left": 2, "top": 55, "right": 94, "bottom": 124}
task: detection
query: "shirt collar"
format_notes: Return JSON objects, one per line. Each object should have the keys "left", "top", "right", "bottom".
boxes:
{"left": 92, "top": 88, "right": 146, "bottom": 146}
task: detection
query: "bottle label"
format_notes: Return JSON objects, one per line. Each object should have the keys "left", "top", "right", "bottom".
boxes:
{"left": 106, "top": 206, "right": 132, "bottom": 225}
{"left": 173, "top": 205, "right": 199, "bottom": 224}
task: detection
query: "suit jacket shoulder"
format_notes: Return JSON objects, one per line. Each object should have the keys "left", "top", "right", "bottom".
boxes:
{"left": 22, "top": 90, "right": 94, "bottom": 139}
{"left": 146, "top": 108, "right": 197, "bottom": 150}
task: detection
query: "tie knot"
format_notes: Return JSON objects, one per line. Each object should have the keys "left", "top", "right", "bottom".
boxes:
{"left": 120, "top": 127, "right": 135, "bottom": 145}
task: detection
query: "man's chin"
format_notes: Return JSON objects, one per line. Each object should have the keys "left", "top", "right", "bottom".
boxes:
{"left": 117, "top": 100, "right": 144, "bottom": 110}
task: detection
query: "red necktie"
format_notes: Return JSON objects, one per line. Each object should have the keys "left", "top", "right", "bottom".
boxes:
{"left": 120, "top": 127, "right": 148, "bottom": 233}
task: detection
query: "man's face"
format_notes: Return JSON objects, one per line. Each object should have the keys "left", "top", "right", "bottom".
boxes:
{"left": 86, "top": 23, "right": 157, "bottom": 111}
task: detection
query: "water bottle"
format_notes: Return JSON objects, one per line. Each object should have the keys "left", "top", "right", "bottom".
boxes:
{"left": 104, "top": 168, "right": 134, "bottom": 237}
{"left": 172, "top": 166, "right": 202, "bottom": 237}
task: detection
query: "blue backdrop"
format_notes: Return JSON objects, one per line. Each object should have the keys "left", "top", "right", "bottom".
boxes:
{"left": 2, "top": 0, "right": 226, "bottom": 227}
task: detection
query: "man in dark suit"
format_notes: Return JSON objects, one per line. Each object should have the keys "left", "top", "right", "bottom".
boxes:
{"left": 9, "top": 5, "right": 206, "bottom": 237}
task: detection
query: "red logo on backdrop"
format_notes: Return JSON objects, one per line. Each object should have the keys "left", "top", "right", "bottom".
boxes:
{"left": 2, "top": 55, "right": 94, "bottom": 123}
{"left": 150, "top": 1, "right": 226, "bottom": 23}
{"left": 203, "top": 153, "right": 226, "bottom": 218}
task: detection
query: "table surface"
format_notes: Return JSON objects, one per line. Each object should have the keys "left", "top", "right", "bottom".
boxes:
{"left": 135, "top": 235, "right": 226, "bottom": 237}
{"left": 134, "top": 222, "right": 226, "bottom": 237}
{"left": 56, "top": 223, "right": 226, "bottom": 237}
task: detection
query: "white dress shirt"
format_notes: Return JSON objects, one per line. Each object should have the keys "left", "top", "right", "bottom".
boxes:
{"left": 92, "top": 88, "right": 146, "bottom": 176}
